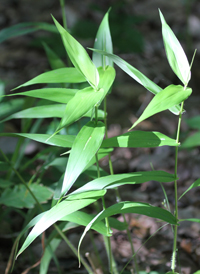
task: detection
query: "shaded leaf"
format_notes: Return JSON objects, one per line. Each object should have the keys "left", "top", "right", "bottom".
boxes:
{"left": 101, "top": 130, "right": 179, "bottom": 148}
{"left": 60, "top": 121, "right": 105, "bottom": 196}
{"left": 130, "top": 85, "right": 192, "bottom": 129}
{"left": 92, "top": 8, "right": 113, "bottom": 68}
{"left": 13, "top": 68, "right": 86, "bottom": 90}
{"left": 159, "top": 10, "right": 190, "bottom": 85}
{"left": 181, "top": 131, "right": 200, "bottom": 148}
{"left": 179, "top": 178, "right": 200, "bottom": 200}
{"left": 53, "top": 16, "right": 99, "bottom": 88}
{"left": 43, "top": 42, "right": 66, "bottom": 70}
{"left": 0, "top": 184, "right": 53, "bottom": 209}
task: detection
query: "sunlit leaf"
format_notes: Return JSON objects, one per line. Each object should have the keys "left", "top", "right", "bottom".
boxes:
{"left": 89, "top": 49, "right": 182, "bottom": 115}
{"left": 17, "top": 190, "right": 106, "bottom": 257}
{"left": 101, "top": 130, "right": 178, "bottom": 148}
{"left": 130, "top": 85, "right": 192, "bottom": 129}
{"left": 13, "top": 68, "right": 86, "bottom": 90}
{"left": 52, "top": 16, "right": 99, "bottom": 88}
{"left": 159, "top": 10, "right": 191, "bottom": 85}
{"left": 60, "top": 121, "right": 105, "bottom": 197}
{"left": 179, "top": 178, "right": 200, "bottom": 200}
{"left": 70, "top": 170, "right": 176, "bottom": 195}
{"left": 92, "top": 8, "right": 113, "bottom": 68}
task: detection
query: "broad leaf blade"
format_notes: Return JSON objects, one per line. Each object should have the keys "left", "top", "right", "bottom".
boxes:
{"left": 52, "top": 16, "right": 99, "bottom": 88}
{"left": 159, "top": 10, "right": 191, "bottom": 85}
{"left": 60, "top": 121, "right": 105, "bottom": 196}
{"left": 131, "top": 85, "right": 192, "bottom": 129}
{"left": 13, "top": 68, "right": 86, "bottom": 89}
{"left": 90, "top": 49, "right": 181, "bottom": 115}
{"left": 101, "top": 130, "right": 178, "bottom": 148}
{"left": 92, "top": 9, "right": 113, "bottom": 68}
{"left": 179, "top": 178, "right": 200, "bottom": 200}
{"left": 17, "top": 190, "right": 106, "bottom": 257}
{"left": 70, "top": 170, "right": 176, "bottom": 195}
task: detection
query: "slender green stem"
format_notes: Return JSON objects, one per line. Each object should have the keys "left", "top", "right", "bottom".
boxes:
{"left": 104, "top": 97, "right": 138, "bottom": 273}
{"left": 0, "top": 148, "right": 92, "bottom": 273}
{"left": 171, "top": 101, "right": 184, "bottom": 272}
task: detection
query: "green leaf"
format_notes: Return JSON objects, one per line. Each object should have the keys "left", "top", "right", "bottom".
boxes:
{"left": 89, "top": 49, "right": 181, "bottom": 115}
{"left": 179, "top": 218, "right": 200, "bottom": 224}
{"left": 0, "top": 179, "right": 14, "bottom": 188}
{"left": 9, "top": 88, "right": 77, "bottom": 103}
{"left": 52, "top": 16, "right": 99, "bottom": 88}
{"left": 43, "top": 42, "right": 66, "bottom": 70}
{"left": 17, "top": 190, "right": 105, "bottom": 257}
{"left": 0, "top": 22, "right": 57, "bottom": 44}
{"left": 70, "top": 170, "right": 176, "bottom": 195}
{"left": 179, "top": 178, "right": 200, "bottom": 200}
{"left": 0, "top": 184, "right": 53, "bottom": 209}
{"left": 130, "top": 85, "right": 192, "bottom": 129}
{"left": 92, "top": 9, "right": 113, "bottom": 68}
{"left": 0, "top": 133, "right": 75, "bottom": 148}
{"left": 60, "top": 121, "right": 105, "bottom": 197}
{"left": 78, "top": 201, "right": 177, "bottom": 261}
{"left": 101, "top": 130, "right": 178, "bottom": 148}
{"left": 0, "top": 98, "right": 24, "bottom": 119}
{"left": 60, "top": 211, "right": 108, "bottom": 235}
{"left": 185, "top": 115, "right": 200, "bottom": 130}
{"left": 57, "top": 87, "right": 103, "bottom": 130}
{"left": 13, "top": 68, "right": 86, "bottom": 90}
{"left": 181, "top": 131, "right": 200, "bottom": 148}
{"left": 159, "top": 10, "right": 191, "bottom": 85}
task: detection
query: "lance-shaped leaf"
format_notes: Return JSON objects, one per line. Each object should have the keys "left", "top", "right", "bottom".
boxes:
{"left": 130, "top": 85, "right": 192, "bottom": 130}
{"left": 101, "top": 130, "right": 178, "bottom": 148}
{"left": 90, "top": 49, "right": 181, "bottom": 115}
{"left": 70, "top": 170, "right": 176, "bottom": 196}
{"left": 179, "top": 178, "right": 200, "bottom": 200}
{"left": 0, "top": 104, "right": 104, "bottom": 123}
{"left": 60, "top": 121, "right": 105, "bottom": 197}
{"left": 57, "top": 66, "right": 115, "bottom": 131}
{"left": 17, "top": 190, "right": 106, "bottom": 257}
{"left": 78, "top": 201, "right": 177, "bottom": 262}
{"left": 159, "top": 10, "right": 191, "bottom": 85}
{"left": 52, "top": 16, "right": 99, "bottom": 88}
{"left": 8, "top": 88, "right": 77, "bottom": 104}
{"left": 92, "top": 8, "right": 113, "bottom": 68}
{"left": 43, "top": 42, "right": 66, "bottom": 70}
{"left": 0, "top": 133, "right": 76, "bottom": 148}
{"left": 13, "top": 68, "right": 86, "bottom": 90}
{"left": 57, "top": 86, "right": 104, "bottom": 131}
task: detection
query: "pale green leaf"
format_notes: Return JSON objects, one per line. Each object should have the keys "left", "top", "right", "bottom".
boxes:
{"left": 179, "top": 178, "right": 200, "bottom": 200}
{"left": 52, "top": 16, "right": 99, "bottom": 88}
{"left": 92, "top": 8, "right": 113, "bottom": 68}
{"left": 17, "top": 190, "right": 105, "bottom": 257}
{"left": 159, "top": 10, "right": 191, "bottom": 85}
{"left": 70, "top": 170, "right": 176, "bottom": 195}
{"left": 179, "top": 218, "right": 200, "bottom": 224}
{"left": 13, "top": 68, "right": 86, "bottom": 90}
{"left": 101, "top": 130, "right": 178, "bottom": 148}
{"left": 90, "top": 49, "right": 181, "bottom": 115}
{"left": 131, "top": 85, "right": 192, "bottom": 129}
{"left": 60, "top": 121, "right": 105, "bottom": 196}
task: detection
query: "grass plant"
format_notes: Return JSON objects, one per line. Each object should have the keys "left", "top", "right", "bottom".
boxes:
{"left": 0, "top": 4, "right": 200, "bottom": 274}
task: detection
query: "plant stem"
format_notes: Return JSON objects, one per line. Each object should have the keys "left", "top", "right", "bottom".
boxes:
{"left": 104, "top": 98, "right": 138, "bottom": 273}
{"left": 171, "top": 101, "right": 184, "bottom": 272}
{"left": 0, "top": 148, "right": 93, "bottom": 273}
